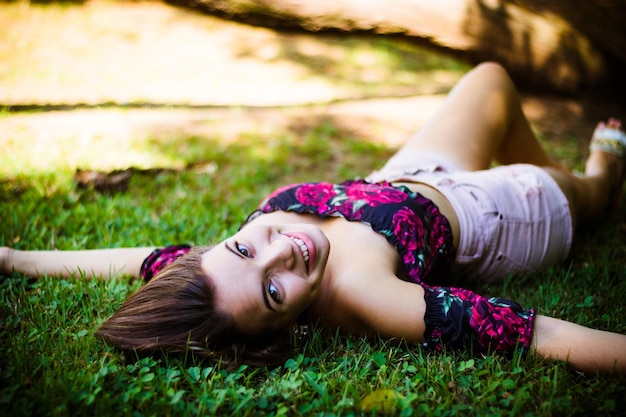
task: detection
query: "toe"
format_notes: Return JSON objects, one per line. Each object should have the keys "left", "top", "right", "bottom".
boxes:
{"left": 607, "top": 118, "right": 622, "bottom": 130}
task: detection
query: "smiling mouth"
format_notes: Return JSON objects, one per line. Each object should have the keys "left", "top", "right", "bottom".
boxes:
{"left": 288, "top": 235, "right": 310, "bottom": 270}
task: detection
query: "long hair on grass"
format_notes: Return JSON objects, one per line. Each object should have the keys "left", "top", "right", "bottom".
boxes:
{"left": 97, "top": 246, "right": 293, "bottom": 369}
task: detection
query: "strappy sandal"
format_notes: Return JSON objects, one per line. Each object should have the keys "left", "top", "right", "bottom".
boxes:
{"left": 589, "top": 119, "right": 626, "bottom": 210}
{"left": 590, "top": 120, "right": 626, "bottom": 158}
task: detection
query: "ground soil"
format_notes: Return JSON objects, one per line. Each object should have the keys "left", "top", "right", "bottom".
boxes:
{"left": 1, "top": 0, "right": 625, "bottom": 158}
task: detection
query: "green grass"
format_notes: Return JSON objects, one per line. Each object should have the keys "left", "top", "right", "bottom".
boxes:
{"left": 3, "top": 2, "right": 624, "bottom": 415}
{"left": 1, "top": 117, "right": 625, "bottom": 416}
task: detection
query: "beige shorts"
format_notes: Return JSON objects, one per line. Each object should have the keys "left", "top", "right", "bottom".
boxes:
{"left": 367, "top": 152, "right": 573, "bottom": 282}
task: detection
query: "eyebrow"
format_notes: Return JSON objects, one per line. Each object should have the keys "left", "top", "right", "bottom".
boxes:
{"left": 224, "top": 242, "right": 276, "bottom": 312}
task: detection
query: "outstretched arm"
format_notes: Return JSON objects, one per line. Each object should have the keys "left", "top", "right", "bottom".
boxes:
{"left": 0, "top": 247, "right": 157, "bottom": 279}
{"left": 340, "top": 273, "right": 626, "bottom": 374}
{"left": 533, "top": 315, "right": 626, "bottom": 374}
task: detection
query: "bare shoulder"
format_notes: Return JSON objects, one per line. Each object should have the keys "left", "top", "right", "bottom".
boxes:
{"left": 326, "top": 270, "right": 427, "bottom": 343}
{"left": 313, "top": 220, "right": 427, "bottom": 341}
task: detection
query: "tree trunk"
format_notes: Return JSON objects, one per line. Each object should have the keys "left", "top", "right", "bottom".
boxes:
{"left": 513, "top": 0, "right": 626, "bottom": 66}
{"left": 168, "top": 0, "right": 622, "bottom": 95}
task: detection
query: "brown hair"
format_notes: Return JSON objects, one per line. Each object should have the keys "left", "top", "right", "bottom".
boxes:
{"left": 98, "top": 246, "right": 293, "bottom": 369}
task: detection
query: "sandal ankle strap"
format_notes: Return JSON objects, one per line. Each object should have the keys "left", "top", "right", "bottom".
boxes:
{"left": 590, "top": 127, "right": 626, "bottom": 159}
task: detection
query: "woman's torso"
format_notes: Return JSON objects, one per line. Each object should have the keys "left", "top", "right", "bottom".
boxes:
{"left": 244, "top": 180, "right": 459, "bottom": 334}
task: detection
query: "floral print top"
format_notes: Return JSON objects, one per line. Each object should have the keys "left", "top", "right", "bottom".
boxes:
{"left": 244, "top": 179, "right": 455, "bottom": 285}
{"left": 141, "top": 180, "right": 535, "bottom": 356}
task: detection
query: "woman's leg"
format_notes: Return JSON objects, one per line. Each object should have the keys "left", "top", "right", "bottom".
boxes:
{"left": 545, "top": 119, "right": 624, "bottom": 227}
{"left": 390, "top": 61, "right": 563, "bottom": 171}
{"left": 389, "top": 62, "right": 624, "bottom": 228}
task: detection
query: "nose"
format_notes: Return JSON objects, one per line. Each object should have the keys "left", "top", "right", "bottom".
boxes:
{"left": 261, "top": 239, "right": 295, "bottom": 270}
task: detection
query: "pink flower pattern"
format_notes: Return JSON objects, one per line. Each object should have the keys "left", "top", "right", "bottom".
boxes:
{"left": 346, "top": 182, "right": 407, "bottom": 206}
{"left": 295, "top": 183, "right": 337, "bottom": 214}
{"left": 250, "top": 180, "right": 454, "bottom": 281}
{"left": 140, "top": 244, "right": 192, "bottom": 282}
{"left": 424, "top": 286, "right": 534, "bottom": 354}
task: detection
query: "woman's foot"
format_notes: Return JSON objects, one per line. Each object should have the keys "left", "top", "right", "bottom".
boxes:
{"left": 585, "top": 118, "right": 626, "bottom": 211}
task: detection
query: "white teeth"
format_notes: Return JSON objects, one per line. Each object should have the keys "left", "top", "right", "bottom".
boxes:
{"left": 289, "top": 236, "right": 310, "bottom": 266}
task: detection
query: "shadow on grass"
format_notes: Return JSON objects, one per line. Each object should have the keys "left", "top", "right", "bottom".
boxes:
{"left": 0, "top": 117, "right": 394, "bottom": 247}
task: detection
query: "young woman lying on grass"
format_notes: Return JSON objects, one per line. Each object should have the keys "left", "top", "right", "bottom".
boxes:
{"left": 2, "top": 63, "right": 625, "bottom": 374}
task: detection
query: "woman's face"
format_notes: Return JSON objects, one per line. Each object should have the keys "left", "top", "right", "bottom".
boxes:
{"left": 201, "top": 223, "right": 330, "bottom": 335}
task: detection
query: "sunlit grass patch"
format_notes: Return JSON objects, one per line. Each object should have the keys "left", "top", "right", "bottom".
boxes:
{"left": 0, "top": 0, "right": 469, "bottom": 106}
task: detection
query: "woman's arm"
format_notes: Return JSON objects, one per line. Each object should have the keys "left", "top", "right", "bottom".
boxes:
{"left": 533, "top": 315, "right": 626, "bottom": 374}
{"left": 0, "top": 246, "right": 157, "bottom": 279}
{"left": 338, "top": 272, "right": 427, "bottom": 342}
{"left": 340, "top": 272, "right": 626, "bottom": 374}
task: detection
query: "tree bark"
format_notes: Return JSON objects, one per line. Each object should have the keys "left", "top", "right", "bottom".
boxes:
{"left": 513, "top": 0, "right": 626, "bottom": 66}
{"left": 168, "top": 0, "right": 624, "bottom": 95}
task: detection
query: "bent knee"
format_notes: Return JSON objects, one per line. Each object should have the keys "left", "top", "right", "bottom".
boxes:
{"left": 473, "top": 62, "right": 510, "bottom": 79}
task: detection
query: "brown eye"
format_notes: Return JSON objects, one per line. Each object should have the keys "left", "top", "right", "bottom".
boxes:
{"left": 268, "top": 281, "right": 281, "bottom": 303}
{"left": 236, "top": 242, "right": 251, "bottom": 257}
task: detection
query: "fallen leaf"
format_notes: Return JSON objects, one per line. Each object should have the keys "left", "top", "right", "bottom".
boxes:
{"left": 75, "top": 168, "right": 132, "bottom": 192}
{"left": 360, "top": 389, "right": 403, "bottom": 414}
